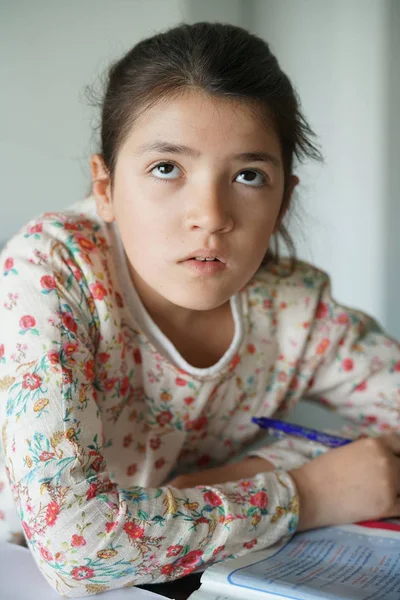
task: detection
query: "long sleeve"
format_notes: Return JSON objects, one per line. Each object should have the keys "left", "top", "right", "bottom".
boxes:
{"left": 301, "top": 275, "right": 400, "bottom": 433}
{"left": 242, "top": 263, "right": 400, "bottom": 471}
{"left": 0, "top": 222, "right": 298, "bottom": 597}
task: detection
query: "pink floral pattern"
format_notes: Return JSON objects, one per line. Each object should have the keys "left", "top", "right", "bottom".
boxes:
{"left": 0, "top": 199, "right": 399, "bottom": 597}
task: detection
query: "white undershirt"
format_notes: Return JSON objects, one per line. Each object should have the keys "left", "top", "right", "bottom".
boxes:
{"left": 110, "top": 222, "right": 245, "bottom": 378}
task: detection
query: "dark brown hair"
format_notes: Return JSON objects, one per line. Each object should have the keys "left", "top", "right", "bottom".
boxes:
{"left": 91, "top": 22, "right": 322, "bottom": 269}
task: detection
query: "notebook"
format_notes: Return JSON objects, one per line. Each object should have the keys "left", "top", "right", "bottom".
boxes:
{"left": 187, "top": 520, "right": 400, "bottom": 600}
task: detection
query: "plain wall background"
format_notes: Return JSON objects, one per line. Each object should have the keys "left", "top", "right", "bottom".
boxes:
{"left": 1, "top": 0, "right": 399, "bottom": 341}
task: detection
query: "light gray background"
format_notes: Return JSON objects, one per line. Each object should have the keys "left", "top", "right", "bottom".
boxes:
{"left": 1, "top": 0, "right": 399, "bottom": 350}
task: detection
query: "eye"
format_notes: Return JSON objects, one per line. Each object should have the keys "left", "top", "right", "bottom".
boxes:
{"left": 235, "top": 170, "right": 267, "bottom": 187}
{"left": 150, "top": 162, "right": 182, "bottom": 180}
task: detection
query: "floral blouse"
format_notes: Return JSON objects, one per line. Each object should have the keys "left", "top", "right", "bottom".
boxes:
{"left": 0, "top": 197, "right": 399, "bottom": 597}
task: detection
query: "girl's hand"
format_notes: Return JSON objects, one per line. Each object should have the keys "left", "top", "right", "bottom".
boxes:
{"left": 167, "top": 456, "right": 276, "bottom": 488}
{"left": 289, "top": 434, "right": 400, "bottom": 531}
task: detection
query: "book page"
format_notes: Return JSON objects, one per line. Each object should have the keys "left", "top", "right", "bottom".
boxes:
{"left": 226, "top": 526, "right": 400, "bottom": 600}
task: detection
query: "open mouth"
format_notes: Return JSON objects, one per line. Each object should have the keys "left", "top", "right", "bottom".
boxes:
{"left": 188, "top": 258, "right": 220, "bottom": 262}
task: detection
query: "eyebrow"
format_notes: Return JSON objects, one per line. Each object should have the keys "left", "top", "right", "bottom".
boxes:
{"left": 135, "top": 141, "right": 281, "bottom": 167}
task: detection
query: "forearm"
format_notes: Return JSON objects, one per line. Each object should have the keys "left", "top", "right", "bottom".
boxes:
{"left": 168, "top": 456, "right": 276, "bottom": 488}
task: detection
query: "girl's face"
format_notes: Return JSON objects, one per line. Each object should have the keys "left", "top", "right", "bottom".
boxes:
{"left": 92, "top": 91, "right": 297, "bottom": 317}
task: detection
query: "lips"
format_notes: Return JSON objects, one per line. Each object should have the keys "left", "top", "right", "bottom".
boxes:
{"left": 181, "top": 248, "right": 227, "bottom": 263}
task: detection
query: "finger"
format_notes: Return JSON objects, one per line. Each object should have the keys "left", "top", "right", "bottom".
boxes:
{"left": 380, "top": 434, "right": 400, "bottom": 455}
{"left": 384, "top": 499, "right": 400, "bottom": 519}
{"left": 394, "top": 456, "right": 400, "bottom": 496}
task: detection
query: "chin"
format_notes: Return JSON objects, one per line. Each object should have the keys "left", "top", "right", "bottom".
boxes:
{"left": 172, "top": 292, "right": 229, "bottom": 312}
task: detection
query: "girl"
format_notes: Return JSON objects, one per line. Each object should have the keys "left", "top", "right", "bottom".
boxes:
{"left": 1, "top": 21, "right": 400, "bottom": 598}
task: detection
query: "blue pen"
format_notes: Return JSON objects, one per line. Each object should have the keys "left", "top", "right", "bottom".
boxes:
{"left": 251, "top": 417, "right": 353, "bottom": 448}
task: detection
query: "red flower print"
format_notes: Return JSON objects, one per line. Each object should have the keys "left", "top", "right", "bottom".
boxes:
{"left": 90, "top": 281, "right": 108, "bottom": 300}
{"left": 155, "top": 457, "right": 165, "bottom": 469}
{"left": 39, "top": 546, "right": 53, "bottom": 561}
{"left": 76, "top": 236, "right": 96, "bottom": 253}
{"left": 161, "top": 564, "right": 175, "bottom": 575}
{"left": 127, "top": 463, "right": 137, "bottom": 476}
{"left": 239, "top": 480, "right": 252, "bottom": 490}
{"left": 213, "top": 545, "right": 225, "bottom": 556}
{"left": 342, "top": 358, "right": 354, "bottom": 371}
{"left": 277, "top": 371, "right": 287, "bottom": 383}
{"left": 0, "top": 344, "right": 4, "bottom": 360}
{"left": 62, "top": 368, "right": 73, "bottom": 385}
{"left": 133, "top": 348, "right": 142, "bottom": 364}
{"left": 40, "top": 275, "right": 56, "bottom": 290}
{"left": 63, "top": 342, "right": 78, "bottom": 356}
{"left": 64, "top": 222, "right": 80, "bottom": 231}
{"left": 47, "top": 350, "right": 59, "bottom": 364}
{"left": 247, "top": 344, "right": 256, "bottom": 354}
{"left": 264, "top": 299, "right": 273, "bottom": 310}
{"left": 54, "top": 552, "right": 65, "bottom": 562}
{"left": 280, "top": 302, "right": 287, "bottom": 309}
{"left": 394, "top": 361, "right": 400, "bottom": 372}
{"left": 71, "top": 534, "right": 86, "bottom": 548}
{"left": 86, "top": 483, "right": 98, "bottom": 501}
{"left": 316, "top": 302, "right": 328, "bottom": 319}
{"left": 115, "top": 292, "right": 124, "bottom": 307}
{"left": 316, "top": 338, "right": 330, "bottom": 355}
{"left": 175, "top": 377, "right": 187, "bottom": 386}
{"left": 355, "top": 380, "right": 367, "bottom": 392}
{"left": 39, "top": 451, "right": 55, "bottom": 462}
{"left": 123, "top": 521, "right": 145, "bottom": 540}
{"left": 120, "top": 376, "right": 130, "bottom": 397}
{"left": 167, "top": 544, "right": 183, "bottom": 557}
{"left": 28, "top": 223, "right": 42, "bottom": 234}
{"left": 123, "top": 434, "right": 132, "bottom": 448}
{"left": 307, "top": 376, "right": 315, "bottom": 390}
{"left": 149, "top": 437, "right": 161, "bottom": 450}
{"left": 193, "top": 416, "right": 208, "bottom": 431}
{"left": 204, "top": 491, "right": 222, "bottom": 507}
{"left": 62, "top": 313, "right": 77, "bottom": 334}
{"left": 71, "top": 566, "right": 95, "bottom": 581}
{"left": 250, "top": 491, "right": 268, "bottom": 509}
{"left": 156, "top": 410, "right": 173, "bottom": 426}
{"left": 45, "top": 501, "right": 60, "bottom": 526}
{"left": 243, "top": 538, "right": 257, "bottom": 549}
{"left": 22, "top": 373, "right": 42, "bottom": 390}
{"left": 97, "top": 352, "right": 110, "bottom": 364}
{"left": 184, "top": 396, "right": 195, "bottom": 405}
{"left": 105, "top": 521, "right": 118, "bottom": 533}
{"left": 4, "top": 257, "right": 14, "bottom": 271}
{"left": 229, "top": 353, "right": 240, "bottom": 371}
{"left": 22, "top": 521, "right": 33, "bottom": 540}
{"left": 338, "top": 313, "right": 350, "bottom": 325}
{"left": 104, "top": 378, "right": 117, "bottom": 391}
{"left": 364, "top": 415, "right": 378, "bottom": 424}
{"left": 89, "top": 451, "right": 103, "bottom": 473}
{"left": 84, "top": 359, "right": 95, "bottom": 381}
{"left": 197, "top": 454, "right": 210, "bottom": 467}
{"left": 338, "top": 312, "right": 349, "bottom": 325}
{"left": 176, "top": 550, "right": 203, "bottom": 569}
{"left": 20, "top": 315, "right": 36, "bottom": 329}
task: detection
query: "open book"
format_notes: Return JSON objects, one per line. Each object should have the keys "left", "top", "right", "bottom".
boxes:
{"left": 188, "top": 520, "right": 400, "bottom": 600}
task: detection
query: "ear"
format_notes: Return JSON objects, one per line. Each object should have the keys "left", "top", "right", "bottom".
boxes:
{"left": 90, "top": 154, "right": 115, "bottom": 223}
{"left": 273, "top": 175, "right": 299, "bottom": 234}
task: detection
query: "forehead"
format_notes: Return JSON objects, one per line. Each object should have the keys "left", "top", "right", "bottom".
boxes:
{"left": 121, "top": 90, "right": 281, "bottom": 159}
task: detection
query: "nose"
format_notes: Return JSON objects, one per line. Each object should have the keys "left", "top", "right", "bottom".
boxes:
{"left": 184, "top": 180, "right": 234, "bottom": 234}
